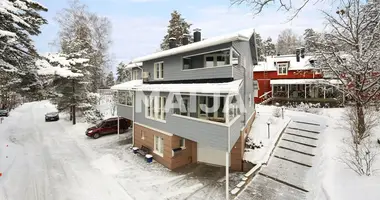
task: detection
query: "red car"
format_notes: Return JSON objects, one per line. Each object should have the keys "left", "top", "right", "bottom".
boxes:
{"left": 86, "top": 117, "right": 132, "bottom": 139}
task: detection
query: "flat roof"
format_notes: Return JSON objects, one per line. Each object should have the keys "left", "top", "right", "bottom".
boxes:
{"left": 270, "top": 79, "right": 342, "bottom": 85}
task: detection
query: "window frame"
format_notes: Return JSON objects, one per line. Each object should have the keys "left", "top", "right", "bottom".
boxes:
{"left": 145, "top": 95, "right": 166, "bottom": 122}
{"left": 132, "top": 70, "right": 138, "bottom": 80}
{"left": 154, "top": 62, "right": 164, "bottom": 80}
{"left": 277, "top": 62, "right": 289, "bottom": 75}
{"left": 180, "top": 138, "right": 186, "bottom": 149}
{"left": 154, "top": 135, "right": 164, "bottom": 157}
{"left": 204, "top": 53, "right": 230, "bottom": 68}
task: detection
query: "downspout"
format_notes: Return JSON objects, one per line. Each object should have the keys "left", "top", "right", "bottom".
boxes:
{"left": 132, "top": 90, "right": 135, "bottom": 147}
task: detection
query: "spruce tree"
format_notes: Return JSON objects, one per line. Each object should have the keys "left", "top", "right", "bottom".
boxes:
{"left": 105, "top": 71, "right": 115, "bottom": 87}
{"left": 262, "top": 37, "right": 276, "bottom": 57}
{"left": 0, "top": 0, "right": 47, "bottom": 104}
{"left": 160, "top": 10, "right": 192, "bottom": 50}
{"left": 116, "top": 62, "right": 131, "bottom": 83}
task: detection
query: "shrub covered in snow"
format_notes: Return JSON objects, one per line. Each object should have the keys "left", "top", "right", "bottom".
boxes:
{"left": 288, "top": 102, "right": 322, "bottom": 115}
{"left": 245, "top": 137, "right": 264, "bottom": 150}
{"left": 272, "top": 107, "right": 281, "bottom": 118}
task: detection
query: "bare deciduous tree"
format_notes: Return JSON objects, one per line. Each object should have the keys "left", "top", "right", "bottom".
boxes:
{"left": 310, "top": 0, "right": 380, "bottom": 143}
{"left": 231, "top": 0, "right": 317, "bottom": 20}
{"left": 276, "top": 29, "right": 302, "bottom": 54}
{"left": 339, "top": 137, "right": 380, "bottom": 176}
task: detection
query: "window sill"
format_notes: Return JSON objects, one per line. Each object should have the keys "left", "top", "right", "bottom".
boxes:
{"left": 146, "top": 116, "right": 166, "bottom": 123}
{"left": 172, "top": 114, "right": 228, "bottom": 127}
{"left": 117, "top": 103, "right": 133, "bottom": 107}
{"left": 182, "top": 65, "right": 232, "bottom": 71}
{"left": 153, "top": 151, "right": 163, "bottom": 157}
{"left": 153, "top": 78, "right": 164, "bottom": 80}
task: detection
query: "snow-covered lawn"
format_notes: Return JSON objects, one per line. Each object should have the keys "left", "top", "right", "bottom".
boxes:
{"left": 0, "top": 101, "right": 232, "bottom": 200}
{"left": 244, "top": 105, "right": 291, "bottom": 165}
{"left": 309, "top": 108, "right": 380, "bottom": 200}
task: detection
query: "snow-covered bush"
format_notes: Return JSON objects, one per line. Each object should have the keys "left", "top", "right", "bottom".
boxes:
{"left": 245, "top": 137, "right": 263, "bottom": 150}
{"left": 83, "top": 107, "right": 104, "bottom": 124}
{"left": 272, "top": 107, "right": 281, "bottom": 118}
{"left": 288, "top": 102, "right": 322, "bottom": 115}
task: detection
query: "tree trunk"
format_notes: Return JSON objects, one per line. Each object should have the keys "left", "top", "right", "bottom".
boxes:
{"left": 72, "top": 105, "right": 76, "bottom": 125}
{"left": 356, "top": 103, "right": 366, "bottom": 143}
{"left": 69, "top": 106, "right": 73, "bottom": 121}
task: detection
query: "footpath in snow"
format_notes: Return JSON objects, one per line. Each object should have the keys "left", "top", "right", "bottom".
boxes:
{"left": 244, "top": 105, "right": 291, "bottom": 165}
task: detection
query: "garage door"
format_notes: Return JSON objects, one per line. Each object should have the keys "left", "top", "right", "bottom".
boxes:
{"left": 197, "top": 143, "right": 229, "bottom": 166}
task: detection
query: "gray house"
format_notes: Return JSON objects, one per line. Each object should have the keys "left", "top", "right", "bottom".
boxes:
{"left": 111, "top": 28, "right": 258, "bottom": 171}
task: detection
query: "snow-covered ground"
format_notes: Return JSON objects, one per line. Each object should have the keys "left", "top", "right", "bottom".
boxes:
{"left": 0, "top": 101, "right": 235, "bottom": 200}
{"left": 244, "top": 105, "right": 291, "bottom": 164}
{"left": 310, "top": 108, "right": 380, "bottom": 200}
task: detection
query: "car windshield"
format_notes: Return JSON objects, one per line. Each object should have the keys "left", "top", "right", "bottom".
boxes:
{"left": 95, "top": 121, "right": 104, "bottom": 127}
{"left": 47, "top": 112, "right": 58, "bottom": 115}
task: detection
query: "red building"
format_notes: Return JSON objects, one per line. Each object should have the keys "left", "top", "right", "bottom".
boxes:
{"left": 253, "top": 55, "right": 342, "bottom": 104}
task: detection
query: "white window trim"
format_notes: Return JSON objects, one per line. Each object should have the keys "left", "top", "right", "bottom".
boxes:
{"left": 204, "top": 54, "right": 229, "bottom": 68}
{"left": 277, "top": 63, "right": 289, "bottom": 75}
{"left": 154, "top": 135, "right": 164, "bottom": 157}
{"left": 172, "top": 114, "right": 229, "bottom": 127}
{"left": 145, "top": 96, "right": 166, "bottom": 123}
{"left": 154, "top": 62, "right": 164, "bottom": 80}
{"left": 132, "top": 70, "right": 138, "bottom": 80}
{"left": 180, "top": 138, "right": 186, "bottom": 149}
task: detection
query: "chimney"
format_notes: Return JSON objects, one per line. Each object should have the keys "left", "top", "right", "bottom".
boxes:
{"left": 300, "top": 47, "right": 305, "bottom": 58}
{"left": 193, "top": 28, "right": 201, "bottom": 42}
{"left": 182, "top": 34, "right": 189, "bottom": 45}
{"left": 296, "top": 48, "right": 301, "bottom": 62}
{"left": 169, "top": 37, "right": 176, "bottom": 49}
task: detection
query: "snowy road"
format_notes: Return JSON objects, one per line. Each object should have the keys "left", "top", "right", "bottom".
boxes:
{"left": 0, "top": 102, "right": 133, "bottom": 200}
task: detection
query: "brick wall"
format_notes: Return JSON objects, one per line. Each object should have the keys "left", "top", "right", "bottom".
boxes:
{"left": 134, "top": 123, "right": 197, "bottom": 170}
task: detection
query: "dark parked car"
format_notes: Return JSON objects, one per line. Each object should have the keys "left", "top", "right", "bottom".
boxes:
{"left": 0, "top": 109, "right": 9, "bottom": 117}
{"left": 86, "top": 117, "right": 132, "bottom": 139}
{"left": 45, "top": 112, "right": 59, "bottom": 122}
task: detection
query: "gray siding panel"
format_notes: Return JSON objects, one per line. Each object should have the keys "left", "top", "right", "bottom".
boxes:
{"left": 134, "top": 92, "right": 229, "bottom": 151}
{"left": 230, "top": 115, "right": 244, "bottom": 149}
{"left": 232, "top": 41, "right": 255, "bottom": 124}
{"left": 142, "top": 43, "right": 233, "bottom": 82}
{"left": 117, "top": 105, "right": 133, "bottom": 120}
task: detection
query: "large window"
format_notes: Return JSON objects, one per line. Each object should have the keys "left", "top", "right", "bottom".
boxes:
{"left": 146, "top": 96, "right": 166, "bottom": 121}
{"left": 154, "top": 62, "right": 164, "bottom": 79}
{"left": 198, "top": 96, "right": 225, "bottom": 122}
{"left": 132, "top": 70, "right": 138, "bottom": 80}
{"left": 182, "top": 49, "right": 231, "bottom": 70}
{"left": 118, "top": 91, "right": 133, "bottom": 106}
{"left": 229, "top": 96, "right": 240, "bottom": 121}
{"left": 154, "top": 135, "right": 164, "bottom": 156}
{"left": 277, "top": 63, "right": 288, "bottom": 75}
{"left": 204, "top": 53, "right": 230, "bottom": 68}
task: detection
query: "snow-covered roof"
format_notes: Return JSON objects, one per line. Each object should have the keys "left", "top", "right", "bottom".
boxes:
{"left": 111, "top": 79, "right": 243, "bottom": 94}
{"left": 270, "top": 79, "right": 342, "bottom": 85}
{"left": 132, "top": 28, "right": 255, "bottom": 63}
{"left": 125, "top": 62, "right": 143, "bottom": 70}
{"left": 110, "top": 80, "right": 143, "bottom": 90}
{"left": 254, "top": 55, "right": 316, "bottom": 72}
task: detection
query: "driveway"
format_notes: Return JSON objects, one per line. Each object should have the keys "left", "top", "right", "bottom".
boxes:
{"left": 238, "top": 115, "right": 326, "bottom": 200}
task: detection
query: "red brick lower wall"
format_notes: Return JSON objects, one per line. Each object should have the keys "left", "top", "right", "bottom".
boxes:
{"left": 230, "top": 112, "right": 257, "bottom": 171}
{"left": 133, "top": 123, "right": 196, "bottom": 170}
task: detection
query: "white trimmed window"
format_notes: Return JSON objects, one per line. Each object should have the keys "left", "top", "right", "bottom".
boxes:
{"left": 277, "top": 63, "right": 288, "bottom": 75}
{"left": 154, "top": 135, "right": 164, "bottom": 156}
{"left": 180, "top": 138, "right": 186, "bottom": 149}
{"left": 118, "top": 91, "right": 133, "bottom": 106}
{"left": 132, "top": 70, "right": 138, "bottom": 80}
{"left": 229, "top": 96, "right": 240, "bottom": 121}
{"left": 154, "top": 62, "right": 164, "bottom": 79}
{"left": 146, "top": 96, "right": 166, "bottom": 121}
{"left": 204, "top": 54, "right": 230, "bottom": 68}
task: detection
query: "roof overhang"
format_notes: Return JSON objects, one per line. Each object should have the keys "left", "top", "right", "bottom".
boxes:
{"left": 132, "top": 29, "right": 254, "bottom": 63}
{"left": 125, "top": 62, "right": 143, "bottom": 70}
{"left": 111, "top": 79, "right": 243, "bottom": 95}
{"left": 270, "top": 79, "right": 343, "bottom": 85}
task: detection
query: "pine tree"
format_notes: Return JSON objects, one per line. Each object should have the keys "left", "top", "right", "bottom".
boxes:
{"left": 303, "top": 28, "right": 318, "bottom": 53}
{"left": 116, "top": 62, "right": 131, "bottom": 83}
{"left": 254, "top": 33, "right": 265, "bottom": 61}
{"left": 0, "top": 0, "right": 47, "bottom": 104}
{"left": 105, "top": 71, "right": 115, "bottom": 87}
{"left": 160, "top": 10, "right": 192, "bottom": 50}
{"left": 262, "top": 37, "right": 276, "bottom": 57}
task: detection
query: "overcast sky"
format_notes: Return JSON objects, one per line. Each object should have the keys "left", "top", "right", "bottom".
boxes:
{"left": 33, "top": 0, "right": 333, "bottom": 71}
